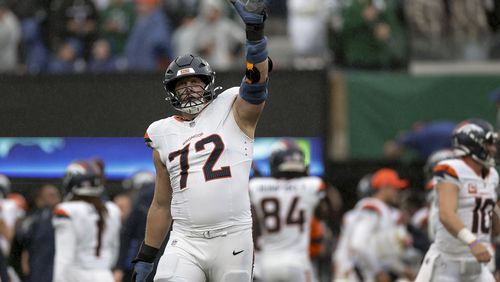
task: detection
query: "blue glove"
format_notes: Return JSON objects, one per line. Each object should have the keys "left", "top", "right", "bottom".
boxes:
{"left": 132, "top": 261, "right": 154, "bottom": 282}
{"left": 229, "top": 0, "right": 267, "bottom": 25}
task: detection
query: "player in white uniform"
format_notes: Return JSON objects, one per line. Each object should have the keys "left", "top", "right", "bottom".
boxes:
{"left": 415, "top": 119, "right": 499, "bottom": 282}
{"left": 249, "top": 139, "right": 327, "bottom": 282}
{"left": 0, "top": 174, "right": 25, "bottom": 256}
{"left": 131, "top": 1, "right": 271, "bottom": 281}
{"left": 332, "top": 173, "right": 373, "bottom": 282}
{"left": 417, "top": 149, "right": 456, "bottom": 241}
{"left": 334, "top": 168, "right": 415, "bottom": 282}
{"left": 52, "top": 160, "right": 122, "bottom": 282}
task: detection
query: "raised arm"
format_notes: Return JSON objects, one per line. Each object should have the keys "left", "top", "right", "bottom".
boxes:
{"left": 230, "top": 0, "right": 271, "bottom": 138}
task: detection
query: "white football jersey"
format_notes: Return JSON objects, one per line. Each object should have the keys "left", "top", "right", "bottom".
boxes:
{"left": 52, "top": 200, "right": 121, "bottom": 282}
{"left": 249, "top": 176, "right": 324, "bottom": 255}
{"left": 0, "top": 198, "right": 25, "bottom": 255}
{"left": 433, "top": 158, "right": 499, "bottom": 258}
{"left": 347, "top": 197, "right": 409, "bottom": 281}
{"left": 333, "top": 209, "right": 360, "bottom": 281}
{"left": 145, "top": 88, "right": 253, "bottom": 232}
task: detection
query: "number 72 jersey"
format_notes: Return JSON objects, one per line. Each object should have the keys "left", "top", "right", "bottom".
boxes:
{"left": 433, "top": 158, "right": 499, "bottom": 258}
{"left": 145, "top": 88, "right": 253, "bottom": 232}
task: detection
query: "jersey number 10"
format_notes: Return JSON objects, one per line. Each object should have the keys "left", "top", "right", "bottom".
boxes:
{"left": 472, "top": 197, "right": 495, "bottom": 234}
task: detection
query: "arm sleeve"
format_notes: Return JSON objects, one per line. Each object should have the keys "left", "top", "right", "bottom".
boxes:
{"left": 52, "top": 212, "right": 76, "bottom": 282}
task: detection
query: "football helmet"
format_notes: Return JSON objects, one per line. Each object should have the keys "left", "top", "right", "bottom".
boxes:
{"left": 269, "top": 138, "right": 307, "bottom": 177}
{"left": 0, "top": 174, "right": 11, "bottom": 199}
{"left": 62, "top": 160, "right": 104, "bottom": 197}
{"left": 163, "top": 54, "right": 217, "bottom": 115}
{"left": 122, "top": 170, "right": 155, "bottom": 190}
{"left": 453, "top": 118, "right": 498, "bottom": 168}
{"left": 356, "top": 173, "right": 373, "bottom": 199}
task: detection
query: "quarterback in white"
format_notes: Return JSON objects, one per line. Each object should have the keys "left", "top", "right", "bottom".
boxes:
{"left": 415, "top": 119, "right": 500, "bottom": 282}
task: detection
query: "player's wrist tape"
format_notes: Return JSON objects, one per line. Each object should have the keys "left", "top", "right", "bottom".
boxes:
{"left": 239, "top": 77, "right": 268, "bottom": 104}
{"left": 246, "top": 37, "right": 268, "bottom": 64}
{"left": 133, "top": 242, "right": 159, "bottom": 263}
{"left": 457, "top": 228, "right": 478, "bottom": 247}
{"left": 246, "top": 23, "right": 264, "bottom": 41}
{"left": 468, "top": 239, "right": 480, "bottom": 248}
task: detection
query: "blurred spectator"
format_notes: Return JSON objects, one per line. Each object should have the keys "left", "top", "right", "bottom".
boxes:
{"left": 49, "top": 0, "right": 98, "bottom": 59}
{"left": 178, "top": 0, "right": 245, "bottom": 71}
{"left": 87, "top": 38, "right": 120, "bottom": 73}
{"left": 124, "top": 0, "right": 172, "bottom": 71}
{"left": 94, "top": 0, "right": 111, "bottom": 11}
{"left": 404, "top": 0, "right": 449, "bottom": 60}
{"left": 98, "top": 0, "right": 135, "bottom": 55}
{"left": 487, "top": 0, "right": 500, "bottom": 58}
{"left": 448, "top": 0, "right": 491, "bottom": 60}
{"left": 14, "top": 184, "right": 61, "bottom": 282}
{"left": 120, "top": 169, "right": 155, "bottom": 203}
{"left": 384, "top": 120, "right": 456, "bottom": 160}
{"left": 112, "top": 192, "right": 132, "bottom": 222}
{"left": 47, "top": 38, "right": 86, "bottom": 73}
{"left": 171, "top": 12, "right": 197, "bottom": 58}
{"left": 19, "top": 18, "right": 49, "bottom": 74}
{"left": 8, "top": 0, "right": 51, "bottom": 73}
{"left": 339, "top": 0, "right": 408, "bottom": 70}
{"left": 162, "top": 0, "right": 200, "bottom": 29}
{"left": 0, "top": 1, "right": 21, "bottom": 73}
{"left": 489, "top": 86, "right": 500, "bottom": 129}
{"left": 287, "top": 0, "right": 330, "bottom": 68}
{"left": 114, "top": 170, "right": 155, "bottom": 282}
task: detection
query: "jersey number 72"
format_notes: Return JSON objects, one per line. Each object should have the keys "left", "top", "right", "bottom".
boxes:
{"left": 168, "top": 134, "right": 232, "bottom": 189}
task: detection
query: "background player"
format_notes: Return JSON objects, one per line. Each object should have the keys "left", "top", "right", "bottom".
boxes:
{"left": 52, "top": 160, "right": 121, "bottom": 282}
{"left": 415, "top": 118, "right": 499, "bottom": 282}
{"left": 250, "top": 138, "right": 337, "bottom": 282}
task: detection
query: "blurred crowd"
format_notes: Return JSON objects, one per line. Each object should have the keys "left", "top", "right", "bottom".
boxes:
{"left": 1, "top": 0, "right": 500, "bottom": 75}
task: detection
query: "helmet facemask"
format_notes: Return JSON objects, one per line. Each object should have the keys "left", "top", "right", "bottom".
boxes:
{"left": 163, "top": 54, "right": 219, "bottom": 115}
{"left": 165, "top": 75, "right": 216, "bottom": 115}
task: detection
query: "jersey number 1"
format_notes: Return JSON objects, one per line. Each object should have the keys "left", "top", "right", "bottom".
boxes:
{"left": 168, "top": 134, "right": 231, "bottom": 189}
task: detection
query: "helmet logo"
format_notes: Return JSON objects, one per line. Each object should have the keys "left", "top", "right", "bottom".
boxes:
{"left": 177, "top": 68, "right": 195, "bottom": 76}
{"left": 456, "top": 123, "right": 483, "bottom": 135}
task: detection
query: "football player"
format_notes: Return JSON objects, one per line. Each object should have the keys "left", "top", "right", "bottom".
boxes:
{"left": 415, "top": 118, "right": 499, "bottom": 282}
{"left": 335, "top": 168, "right": 415, "bottom": 282}
{"left": 52, "top": 160, "right": 121, "bottom": 282}
{"left": 249, "top": 139, "right": 336, "bottom": 282}
{"left": 131, "top": 1, "right": 271, "bottom": 281}
{"left": 0, "top": 174, "right": 25, "bottom": 256}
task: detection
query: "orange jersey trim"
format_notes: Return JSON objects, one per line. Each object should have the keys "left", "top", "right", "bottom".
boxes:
{"left": 53, "top": 208, "right": 70, "bottom": 219}
{"left": 433, "top": 164, "right": 458, "bottom": 179}
{"left": 361, "top": 203, "right": 382, "bottom": 215}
